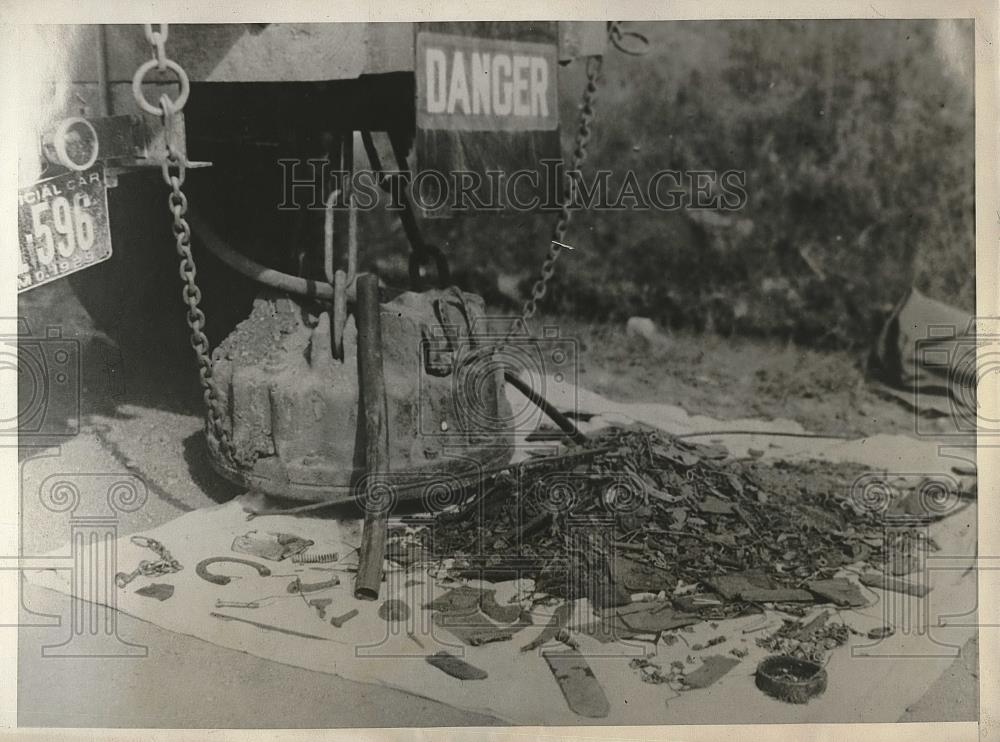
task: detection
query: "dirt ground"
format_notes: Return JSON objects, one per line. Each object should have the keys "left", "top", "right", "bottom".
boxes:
{"left": 557, "top": 315, "right": 923, "bottom": 438}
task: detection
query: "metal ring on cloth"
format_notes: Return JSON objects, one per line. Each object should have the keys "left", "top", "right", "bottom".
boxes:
{"left": 132, "top": 58, "right": 191, "bottom": 116}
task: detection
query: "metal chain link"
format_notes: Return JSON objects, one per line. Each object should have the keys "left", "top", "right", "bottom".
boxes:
{"left": 133, "top": 24, "right": 233, "bottom": 457}
{"left": 115, "top": 535, "right": 183, "bottom": 588}
{"left": 145, "top": 23, "right": 169, "bottom": 69}
{"left": 514, "top": 54, "right": 603, "bottom": 331}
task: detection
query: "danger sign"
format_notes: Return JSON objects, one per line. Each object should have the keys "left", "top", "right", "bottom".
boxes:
{"left": 417, "top": 32, "right": 558, "bottom": 132}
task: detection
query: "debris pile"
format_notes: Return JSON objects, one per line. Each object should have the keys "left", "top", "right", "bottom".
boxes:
{"left": 425, "top": 427, "right": 939, "bottom": 612}
{"left": 755, "top": 611, "right": 853, "bottom": 663}
{"left": 111, "top": 425, "right": 972, "bottom": 719}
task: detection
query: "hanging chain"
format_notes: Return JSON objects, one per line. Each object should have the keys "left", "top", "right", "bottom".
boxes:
{"left": 513, "top": 54, "right": 603, "bottom": 332}
{"left": 133, "top": 24, "right": 233, "bottom": 457}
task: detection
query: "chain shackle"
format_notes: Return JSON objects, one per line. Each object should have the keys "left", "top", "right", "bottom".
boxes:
{"left": 607, "top": 21, "right": 650, "bottom": 56}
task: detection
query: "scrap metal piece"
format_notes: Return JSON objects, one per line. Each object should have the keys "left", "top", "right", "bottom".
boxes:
{"left": 434, "top": 609, "right": 527, "bottom": 646}
{"left": 330, "top": 609, "right": 359, "bottom": 628}
{"left": 479, "top": 591, "right": 523, "bottom": 624}
{"left": 790, "top": 611, "right": 829, "bottom": 642}
{"left": 232, "top": 530, "right": 314, "bottom": 561}
{"left": 868, "top": 625, "right": 895, "bottom": 640}
{"left": 216, "top": 599, "right": 266, "bottom": 609}
{"left": 379, "top": 599, "right": 411, "bottom": 622}
{"left": 614, "top": 555, "right": 676, "bottom": 593}
{"left": 709, "top": 570, "right": 815, "bottom": 603}
{"left": 287, "top": 575, "right": 341, "bottom": 594}
{"left": 805, "top": 578, "right": 868, "bottom": 607}
{"left": 210, "top": 612, "right": 329, "bottom": 641}
{"left": 115, "top": 535, "right": 183, "bottom": 588}
{"left": 615, "top": 600, "right": 699, "bottom": 633}
{"left": 308, "top": 598, "right": 333, "bottom": 619}
{"left": 681, "top": 655, "right": 740, "bottom": 690}
{"left": 196, "top": 557, "right": 271, "bottom": 586}
{"left": 691, "top": 636, "right": 727, "bottom": 651}
{"left": 576, "top": 615, "right": 639, "bottom": 644}
{"left": 553, "top": 628, "right": 580, "bottom": 650}
{"left": 520, "top": 603, "right": 572, "bottom": 652}
{"left": 699, "top": 495, "right": 736, "bottom": 515}
{"left": 425, "top": 586, "right": 482, "bottom": 614}
{"left": 543, "top": 649, "right": 610, "bottom": 718}
{"left": 292, "top": 551, "right": 339, "bottom": 564}
{"left": 426, "top": 651, "right": 488, "bottom": 680}
{"left": 134, "top": 583, "right": 174, "bottom": 601}
{"left": 859, "top": 572, "right": 931, "bottom": 597}
{"left": 755, "top": 654, "right": 828, "bottom": 703}
{"left": 407, "top": 631, "right": 425, "bottom": 649}
{"left": 386, "top": 542, "right": 431, "bottom": 567}
{"left": 354, "top": 274, "right": 391, "bottom": 602}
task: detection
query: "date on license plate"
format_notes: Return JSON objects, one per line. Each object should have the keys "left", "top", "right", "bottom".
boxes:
{"left": 18, "top": 167, "right": 112, "bottom": 292}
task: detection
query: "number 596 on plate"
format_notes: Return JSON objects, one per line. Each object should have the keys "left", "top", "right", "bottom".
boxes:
{"left": 18, "top": 167, "right": 112, "bottom": 292}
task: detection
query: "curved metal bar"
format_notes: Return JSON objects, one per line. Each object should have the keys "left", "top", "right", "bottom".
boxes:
{"left": 187, "top": 210, "right": 342, "bottom": 302}
{"left": 195, "top": 556, "right": 272, "bottom": 586}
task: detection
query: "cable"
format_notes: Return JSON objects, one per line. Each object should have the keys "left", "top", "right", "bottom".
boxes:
{"left": 187, "top": 210, "right": 339, "bottom": 302}
{"left": 674, "top": 430, "right": 856, "bottom": 441}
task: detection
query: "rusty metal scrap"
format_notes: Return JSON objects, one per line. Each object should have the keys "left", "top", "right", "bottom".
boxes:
{"left": 232, "top": 531, "right": 314, "bottom": 561}
{"left": 680, "top": 655, "right": 740, "bottom": 690}
{"left": 426, "top": 427, "right": 943, "bottom": 618}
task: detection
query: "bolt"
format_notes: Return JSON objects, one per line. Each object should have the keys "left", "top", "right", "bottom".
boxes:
{"left": 330, "top": 609, "right": 359, "bottom": 628}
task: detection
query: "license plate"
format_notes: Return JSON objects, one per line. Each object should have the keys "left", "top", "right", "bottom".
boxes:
{"left": 18, "top": 167, "right": 112, "bottom": 292}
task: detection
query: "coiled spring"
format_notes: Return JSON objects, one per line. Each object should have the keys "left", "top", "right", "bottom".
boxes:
{"left": 292, "top": 551, "right": 339, "bottom": 564}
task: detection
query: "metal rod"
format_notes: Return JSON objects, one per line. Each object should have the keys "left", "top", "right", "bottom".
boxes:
{"left": 333, "top": 269, "right": 347, "bottom": 360}
{"left": 354, "top": 273, "right": 390, "bottom": 601}
{"left": 323, "top": 189, "right": 336, "bottom": 284}
{"left": 503, "top": 370, "right": 588, "bottom": 445}
{"left": 96, "top": 25, "right": 111, "bottom": 117}
{"left": 346, "top": 133, "right": 358, "bottom": 281}
{"left": 210, "top": 612, "right": 329, "bottom": 640}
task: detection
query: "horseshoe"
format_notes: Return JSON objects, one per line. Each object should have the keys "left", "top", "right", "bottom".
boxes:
{"left": 196, "top": 557, "right": 271, "bottom": 586}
